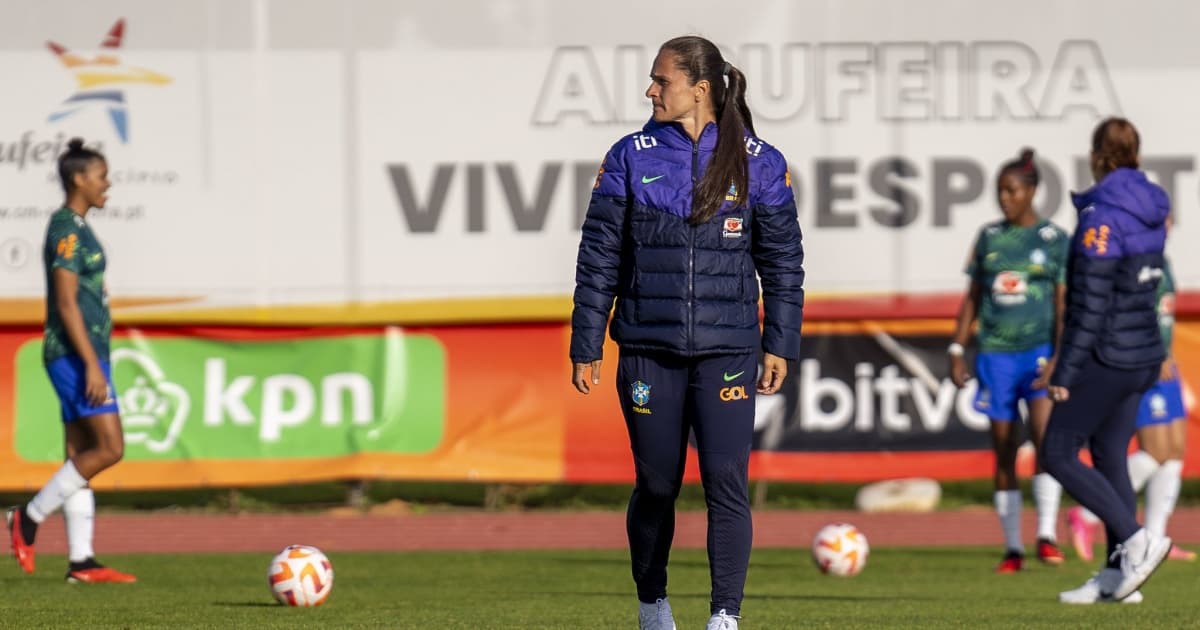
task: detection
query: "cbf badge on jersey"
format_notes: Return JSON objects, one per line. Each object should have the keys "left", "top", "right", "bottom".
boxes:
{"left": 722, "top": 217, "right": 744, "bottom": 239}
{"left": 631, "top": 380, "right": 652, "bottom": 415}
{"left": 1150, "top": 393, "right": 1168, "bottom": 418}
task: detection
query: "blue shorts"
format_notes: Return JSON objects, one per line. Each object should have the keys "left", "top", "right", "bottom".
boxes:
{"left": 1136, "top": 374, "right": 1185, "bottom": 428}
{"left": 974, "top": 343, "right": 1052, "bottom": 422}
{"left": 46, "top": 355, "right": 120, "bottom": 423}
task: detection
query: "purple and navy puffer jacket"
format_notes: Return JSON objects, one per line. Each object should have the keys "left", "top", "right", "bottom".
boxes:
{"left": 569, "top": 119, "right": 805, "bottom": 363}
{"left": 1051, "top": 168, "right": 1169, "bottom": 388}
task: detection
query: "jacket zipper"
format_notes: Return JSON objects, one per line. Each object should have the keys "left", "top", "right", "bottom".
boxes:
{"left": 689, "top": 139, "right": 699, "bottom": 356}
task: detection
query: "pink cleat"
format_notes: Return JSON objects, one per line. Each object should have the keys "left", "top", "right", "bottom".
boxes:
{"left": 1168, "top": 544, "right": 1196, "bottom": 562}
{"left": 1068, "top": 507, "right": 1096, "bottom": 562}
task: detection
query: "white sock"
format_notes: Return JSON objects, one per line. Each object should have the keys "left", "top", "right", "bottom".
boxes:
{"left": 1032, "top": 473, "right": 1062, "bottom": 542}
{"left": 1144, "top": 459, "right": 1183, "bottom": 538}
{"left": 63, "top": 488, "right": 96, "bottom": 563}
{"left": 1128, "top": 450, "right": 1160, "bottom": 492}
{"left": 26, "top": 460, "right": 88, "bottom": 524}
{"left": 994, "top": 490, "right": 1023, "bottom": 553}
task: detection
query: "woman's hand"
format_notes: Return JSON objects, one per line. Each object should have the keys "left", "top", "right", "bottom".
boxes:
{"left": 1160, "top": 358, "right": 1176, "bottom": 383}
{"left": 1048, "top": 385, "right": 1070, "bottom": 403}
{"left": 949, "top": 354, "right": 970, "bottom": 388}
{"left": 758, "top": 353, "right": 787, "bottom": 394}
{"left": 84, "top": 362, "right": 110, "bottom": 406}
{"left": 1032, "top": 355, "right": 1057, "bottom": 390}
{"left": 572, "top": 360, "right": 602, "bottom": 394}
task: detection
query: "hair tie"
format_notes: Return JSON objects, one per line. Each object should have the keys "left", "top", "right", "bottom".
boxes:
{"left": 722, "top": 61, "right": 731, "bottom": 76}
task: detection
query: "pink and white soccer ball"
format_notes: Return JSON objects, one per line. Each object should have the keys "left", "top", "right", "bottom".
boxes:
{"left": 811, "top": 523, "right": 869, "bottom": 577}
{"left": 268, "top": 545, "right": 335, "bottom": 607}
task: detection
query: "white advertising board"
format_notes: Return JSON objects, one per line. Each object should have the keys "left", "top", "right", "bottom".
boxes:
{"left": 1, "top": 0, "right": 1197, "bottom": 323}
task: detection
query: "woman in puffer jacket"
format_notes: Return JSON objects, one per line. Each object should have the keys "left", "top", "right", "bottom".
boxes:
{"left": 569, "top": 35, "right": 804, "bottom": 630}
{"left": 1042, "top": 117, "right": 1172, "bottom": 605}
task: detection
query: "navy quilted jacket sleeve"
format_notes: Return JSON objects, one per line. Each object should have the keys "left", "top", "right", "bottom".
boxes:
{"left": 752, "top": 153, "right": 805, "bottom": 360}
{"left": 569, "top": 142, "right": 628, "bottom": 363}
{"left": 1052, "top": 210, "right": 1121, "bottom": 388}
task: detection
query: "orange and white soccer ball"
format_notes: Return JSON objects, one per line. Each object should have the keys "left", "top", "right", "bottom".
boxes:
{"left": 268, "top": 545, "right": 335, "bottom": 607}
{"left": 811, "top": 523, "right": 869, "bottom": 577}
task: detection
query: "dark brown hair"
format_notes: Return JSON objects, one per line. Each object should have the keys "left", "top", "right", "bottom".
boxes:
{"left": 57, "top": 138, "right": 105, "bottom": 194}
{"left": 659, "top": 36, "right": 755, "bottom": 225}
{"left": 1091, "top": 117, "right": 1140, "bottom": 177}
{"left": 999, "top": 148, "right": 1039, "bottom": 188}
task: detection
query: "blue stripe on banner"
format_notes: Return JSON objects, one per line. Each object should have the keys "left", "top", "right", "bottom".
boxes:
{"left": 64, "top": 90, "right": 125, "bottom": 104}
{"left": 107, "top": 107, "right": 129, "bottom": 142}
{"left": 48, "top": 108, "right": 80, "bottom": 122}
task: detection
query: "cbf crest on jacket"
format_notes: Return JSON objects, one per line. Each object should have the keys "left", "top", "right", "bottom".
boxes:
{"left": 1051, "top": 168, "right": 1169, "bottom": 388}
{"left": 570, "top": 120, "right": 805, "bottom": 363}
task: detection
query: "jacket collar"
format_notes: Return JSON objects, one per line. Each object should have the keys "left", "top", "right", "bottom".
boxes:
{"left": 642, "top": 118, "right": 719, "bottom": 151}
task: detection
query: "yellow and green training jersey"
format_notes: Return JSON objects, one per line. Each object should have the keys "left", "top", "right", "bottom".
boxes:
{"left": 42, "top": 208, "right": 112, "bottom": 364}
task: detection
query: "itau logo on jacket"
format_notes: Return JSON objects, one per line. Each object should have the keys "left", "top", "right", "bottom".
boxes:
{"left": 45, "top": 19, "right": 171, "bottom": 143}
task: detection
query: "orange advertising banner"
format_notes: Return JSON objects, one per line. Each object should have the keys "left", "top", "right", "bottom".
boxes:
{"left": 0, "top": 326, "right": 565, "bottom": 491}
{"left": 1, "top": 321, "right": 1198, "bottom": 490}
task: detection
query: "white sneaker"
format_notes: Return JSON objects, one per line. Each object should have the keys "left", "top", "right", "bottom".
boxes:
{"left": 1058, "top": 568, "right": 1142, "bottom": 604}
{"left": 1110, "top": 528, "right": 1171, "bottom": 601}
{"left": 638, "top": 598, "right": 677, "bottom": 630}
{"left": 1121, "top": 590, "right": 1145, "bottom": 604}
{"left": 705, "top": 609, "right": 739, "bottom": 630}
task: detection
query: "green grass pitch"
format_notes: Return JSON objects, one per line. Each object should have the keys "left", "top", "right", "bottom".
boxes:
{"left": 0, "top": 547, "right": 1194, "bottom": 628}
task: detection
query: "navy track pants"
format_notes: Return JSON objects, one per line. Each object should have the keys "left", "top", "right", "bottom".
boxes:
{"left": 1040, "top": 356, "right": 1157, "bottom": 562}
{"left": 617, "top": 350, "right": 757, "bottom": 616}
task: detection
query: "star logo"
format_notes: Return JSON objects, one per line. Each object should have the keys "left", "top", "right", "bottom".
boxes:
{"left": 46, "top": 19, "right": 172, "bottom": 143}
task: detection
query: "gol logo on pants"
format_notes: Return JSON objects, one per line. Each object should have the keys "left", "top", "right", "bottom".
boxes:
{"left": 719, "top": 385, "right": 748, "bottom": 402}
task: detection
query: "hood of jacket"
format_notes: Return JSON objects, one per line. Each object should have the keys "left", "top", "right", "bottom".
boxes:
{"left": 1072, "top": 167, "right": 1170, "bottom": 229}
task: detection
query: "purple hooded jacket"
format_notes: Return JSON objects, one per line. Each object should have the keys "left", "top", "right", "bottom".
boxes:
{"left": 1051, "top": 168, "right": 1169, "bottom": 388}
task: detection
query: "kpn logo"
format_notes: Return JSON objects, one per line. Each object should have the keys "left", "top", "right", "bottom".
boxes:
{"left": 46, "top": 19, "right": 171, "bottom": 143}
{"left": 14, "top": 335, "right": 446, "bottom": 461}
{"left": 112, "top": 348, "right": 190, "bottom": 454}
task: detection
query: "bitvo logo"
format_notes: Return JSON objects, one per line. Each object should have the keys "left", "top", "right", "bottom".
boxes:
{"left": 797, "top": 359, "right": 989, "bottom": 433}
{"left": 720, "top": 385, "right": 748, "bottom": 402}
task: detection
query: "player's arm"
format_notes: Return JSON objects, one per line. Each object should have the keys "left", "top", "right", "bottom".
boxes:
{"left": 948, "top": 279, "right": 982, "bottom": 388}
{"left": 1052, "top": 283, "right": 1067, "bottom": 349}
{"left": 949, "top": 234, "right": 984, "bottom": 388}
{"left": 1158, "top": 258, "right": 1176, "bottom": 382}
{"left": 570, "top": 143, "right": 630, "bottom": 394}
{"left": 53, "top": 267, "right": 107, "bottom": 406}
{"left": 1033, "top": 281, "right": 1067, "bottom": 390}
{"left": 1158, "top": 298, "right": 1175, "bottom": 382}
{"left": 751, "top": 152, "right": 804, "bottom": 395}
{"left": 1043, "top": 230, "right": 1071, "bottom": 385}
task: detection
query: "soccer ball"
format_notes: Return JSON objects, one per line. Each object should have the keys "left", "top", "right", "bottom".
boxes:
{"left": 268, "top": 545, "right": 335, "bottom": 607}
{"left": 811, "top": 523, "right": 869, "bottom": 577}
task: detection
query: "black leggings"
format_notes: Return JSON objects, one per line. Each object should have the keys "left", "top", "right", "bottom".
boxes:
{"left": 1040, "top": 356, "right": 1156, "bottom": 561}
